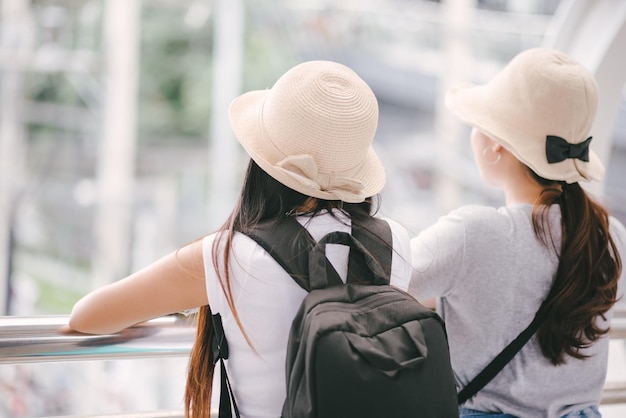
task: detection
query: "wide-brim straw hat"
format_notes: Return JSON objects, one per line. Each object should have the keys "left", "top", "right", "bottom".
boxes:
{"left": 228, "top": 60, "right": 384, "bottom": 203}
{"left": 445, "top": 47, "right": 605, "bottom": 183}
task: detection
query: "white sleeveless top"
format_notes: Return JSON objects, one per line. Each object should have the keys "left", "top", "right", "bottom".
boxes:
{"left": 203, "top": 210, "right": 412, "bottom": 418}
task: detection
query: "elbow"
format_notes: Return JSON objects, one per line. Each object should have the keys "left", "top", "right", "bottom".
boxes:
{"left": 67, "top": 314, "right": 92, "bottom": 334}
{"left": 67, "top": 305, "right": 97, "bottom": 334}
{"left": 68, "top": 299, "right": 115, "bottom": 335}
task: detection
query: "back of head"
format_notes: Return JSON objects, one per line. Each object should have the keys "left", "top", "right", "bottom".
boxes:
{"left": 229, "top": 60, "right": 384, "bottom": 203}
{"left": 445, "top": 47, "right": 603, "bottom": 184}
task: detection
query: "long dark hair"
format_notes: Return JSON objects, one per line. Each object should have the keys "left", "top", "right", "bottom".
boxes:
{"left": 185, "top": 159, "right": 376, "bottom": 417}
{"left": 528, "top": 169, "right": 622, "bottom": 365}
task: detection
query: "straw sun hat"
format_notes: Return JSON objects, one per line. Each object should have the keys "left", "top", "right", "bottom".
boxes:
{"left": 228, "top": 60, "right": 383, "bottom": 203}
{"left": 445, "top": 47, "right": 605, "bottom": 183}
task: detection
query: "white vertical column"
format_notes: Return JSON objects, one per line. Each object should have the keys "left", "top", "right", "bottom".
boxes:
{"left": 92, "top": 0, "right": 140, "bottom": 288}
{"left": 206, "top": 0, "right": 244, "bottom": 230}
{"left": 434, "top": 0, "right": 475, "bottom": 213}
{"left": 0, "top": 0, "right": 30, "bottom": 314}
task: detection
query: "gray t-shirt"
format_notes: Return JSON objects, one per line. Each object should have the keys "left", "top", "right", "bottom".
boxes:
{"left": 409, "top": 203, "right": 626, "bottom": 418}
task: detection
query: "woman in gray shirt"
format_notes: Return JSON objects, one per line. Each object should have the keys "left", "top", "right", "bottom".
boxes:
{"left": 410, "top": 48, "right": 625, "bottom": 418}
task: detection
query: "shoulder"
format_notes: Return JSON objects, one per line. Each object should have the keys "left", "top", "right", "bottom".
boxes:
{"left": 449, "top": 204, "right": 498, "bottom": 217}
{"left": 375, "top": 216, "right": 413, "bottom": 290}
{"left": 447, "top": 204, "right": 523, "bottom": 223}
{"left": 412, "top": 204, "right": 532, "bottom": 253}
{"left": 201, "top": 229, "right": 266, "bottom": 263}
{"left": 377, "top": 216, "right": 411, "bottom": 259}
{"left": 429, "top": 204, "right": 501, "bottom": 234}
{"left": 448, "top": 203, "right": 537, "bottom": 233}
{"left": 435, "top": 204, "right": 503, "bottom": 230}
{"left": 378, "top": 216, "right": 410, "bottom": 241}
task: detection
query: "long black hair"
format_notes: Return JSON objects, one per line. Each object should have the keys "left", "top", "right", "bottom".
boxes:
{"left": 185, "top": 159, "right": 376, "bottom": 417}
{"left": 528, "top": 169, "right": 622, "bottom": 365}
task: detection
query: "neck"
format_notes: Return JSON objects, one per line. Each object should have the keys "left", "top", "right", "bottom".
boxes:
{"left": 491, "top": 150, "right": 545, "bottom": 207}
{"left": 502, "top": 173, "right": 544, "bottom": 206}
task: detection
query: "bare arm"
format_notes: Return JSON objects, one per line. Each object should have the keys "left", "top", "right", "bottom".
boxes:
{"left": 68, "top": 239, "right": 208, "bottom": 334}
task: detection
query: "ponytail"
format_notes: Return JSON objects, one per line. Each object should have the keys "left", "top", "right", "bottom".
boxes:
{"left": 530, "top": 173, "right": 622, "bottom": 365}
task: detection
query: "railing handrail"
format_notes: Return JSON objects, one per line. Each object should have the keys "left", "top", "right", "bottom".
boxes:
{"left": 0, "top": 314, "right": 196, "bottom": 364}
{"left": 1, "top": 311, "right": 625, "bottom": 416}
{"left": 48, "top": 412, "right": 186, "bottom": 418}
{"left": 1, "top": 309, "right": 625, "bottom": 364}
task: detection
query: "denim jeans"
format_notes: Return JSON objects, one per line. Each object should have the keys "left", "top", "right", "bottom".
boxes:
{"left": 459, "top": 405, "right": 601, "bottom": 418}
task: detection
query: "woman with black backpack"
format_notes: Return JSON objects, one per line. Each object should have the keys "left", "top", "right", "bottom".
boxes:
{"left": 68, "top": 60, "right": 414, "bottom": 418}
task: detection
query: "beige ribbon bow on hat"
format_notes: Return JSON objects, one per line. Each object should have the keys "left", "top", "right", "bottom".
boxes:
{"left": 274, "top": 154, "right": 365, "bottom": 202}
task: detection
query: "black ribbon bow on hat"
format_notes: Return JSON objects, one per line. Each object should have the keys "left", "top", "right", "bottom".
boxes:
{"left": 546, "top": 135, "right": 592, "bottom": 164}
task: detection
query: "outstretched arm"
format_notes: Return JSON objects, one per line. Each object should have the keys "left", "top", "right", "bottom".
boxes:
{"left": 68, "top": 239, "right": 208, "bottom": 334}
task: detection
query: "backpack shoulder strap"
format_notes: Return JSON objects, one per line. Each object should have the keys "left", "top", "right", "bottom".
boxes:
{"left": 243, "top": 217, "right": 319, "bottom": 291}
{"left": 349, "top": 216, "right": 392, "bottom": 284}
{"left": 243, "top": 215, "right": 393, "bottom": 291}
{"left": 457, "top": 302, "right": 549, "bottom": 404}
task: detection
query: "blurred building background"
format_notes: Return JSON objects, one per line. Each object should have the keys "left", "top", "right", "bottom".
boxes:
{"left": 0, "top": 0, "right": 625, "bottom": 416}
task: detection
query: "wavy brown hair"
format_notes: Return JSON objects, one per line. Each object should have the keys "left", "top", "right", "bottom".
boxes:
{"left": 528, "top": 169, "right": 622, "bottom": 365}
{"left": 184, "top": 159, "right": 376, "bottom": 417}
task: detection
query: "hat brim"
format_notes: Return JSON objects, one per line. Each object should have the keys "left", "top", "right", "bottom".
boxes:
{"left": 229, "top": 90, "right": 386, "bottom": 202}
{"left": 445, "top": 83, "right": 605, "bottom": 183}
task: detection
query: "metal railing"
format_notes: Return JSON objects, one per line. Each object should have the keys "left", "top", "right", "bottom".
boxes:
{"left": 0, "top": 314, "right": 196, "bottom": 364}
{"left": 1, "top": 310, "right": 625, "bottom": 417}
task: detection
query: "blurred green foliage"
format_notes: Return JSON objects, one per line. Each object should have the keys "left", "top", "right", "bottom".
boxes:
{"left": 22, "top": 1, "right": 299, "bottom": 144}
{"left": 139, "top": 5, "right": 214, "bottom": 141}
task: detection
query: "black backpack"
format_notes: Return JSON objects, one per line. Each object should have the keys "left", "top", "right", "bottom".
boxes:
{"left": 212, "top": 216, "right": 459, "bottom": 418}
